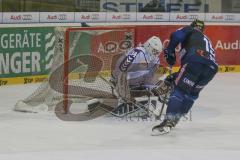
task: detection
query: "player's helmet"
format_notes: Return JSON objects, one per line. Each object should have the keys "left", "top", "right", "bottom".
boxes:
{"left": 190, "top": 19, "right": 205, "bottom": 32}
{"left": 143, "top": 36, "right": 163, "bottom": 59}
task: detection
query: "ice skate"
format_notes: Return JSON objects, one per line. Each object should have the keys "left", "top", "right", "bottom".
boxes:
{"left": 151, "top": 119, "right": 178, "bottom": 136}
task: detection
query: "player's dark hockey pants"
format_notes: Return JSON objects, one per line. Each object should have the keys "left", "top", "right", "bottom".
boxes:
{"left": 166, "top": 61, "right": 218, "bottom": 119}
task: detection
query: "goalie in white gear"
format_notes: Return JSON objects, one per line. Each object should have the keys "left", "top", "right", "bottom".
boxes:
{"left": 111, "top": 36, "right": 163, "bottom": 89}
{"left": 110, "top": 36, "right": 164, "bottom": 114}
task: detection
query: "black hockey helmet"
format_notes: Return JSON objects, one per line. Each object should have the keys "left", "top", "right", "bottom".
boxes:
{"left": 190, "top": 19, "right": 205, "bottom": 32}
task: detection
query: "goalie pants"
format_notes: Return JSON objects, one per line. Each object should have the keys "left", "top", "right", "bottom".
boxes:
{"left": 166, "top": 61, "right": 218, "bottom": 118}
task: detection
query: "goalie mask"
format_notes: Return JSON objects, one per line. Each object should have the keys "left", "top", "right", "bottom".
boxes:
{"left": 143, "top": 36, "right": 163, "bottom": 60}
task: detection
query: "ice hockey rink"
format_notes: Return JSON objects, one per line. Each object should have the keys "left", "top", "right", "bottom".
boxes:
{"left": 0, "top": 73, "right": 240, "bottom": 160}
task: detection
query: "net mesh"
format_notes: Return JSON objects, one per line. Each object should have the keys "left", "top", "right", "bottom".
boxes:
{"left": 14, "top": 26, "right": 135, "bottom": 113}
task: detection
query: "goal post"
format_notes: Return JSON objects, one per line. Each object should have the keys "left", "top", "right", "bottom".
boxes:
{"left": 14, "top": 26, "right": 136, "bottom": 113}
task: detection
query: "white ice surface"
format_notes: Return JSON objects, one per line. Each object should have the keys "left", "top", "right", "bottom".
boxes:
{"left": 0, "top": 73, "right": 240, "bottom": 160}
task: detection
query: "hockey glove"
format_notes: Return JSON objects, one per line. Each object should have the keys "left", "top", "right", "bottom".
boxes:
{"left": 164, "top": 49, "right": 176, "bottom": 66}
{"left": 164, "top": 72, "right": 178, "bottom": 86}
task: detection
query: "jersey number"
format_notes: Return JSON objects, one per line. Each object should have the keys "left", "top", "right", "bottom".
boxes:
{"left": 203, "top": 36, "right": 215, "bottom": 62}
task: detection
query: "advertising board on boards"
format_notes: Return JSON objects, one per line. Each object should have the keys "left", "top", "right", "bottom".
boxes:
{"left": 3, "top": 12, "right": 39, "bottom": 23}
{"left": 106, "top": 12, "right": 137, "bottom": 22}
{"left": 40, "top": 12, "right": 74, "bottom": 23}
{"left": 75, "top": 12, "right": 106, "bottom": 22}
{"left": 137, "top": 12, "right": 169, "bottom": 21}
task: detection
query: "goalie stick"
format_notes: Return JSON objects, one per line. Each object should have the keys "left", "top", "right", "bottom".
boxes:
{"left": 98, "top": 74, "right": 150, "bottom": 117}
{"left": 98, "top": 74, "right": 170, "bottom": 118}
{"left": 157, "top": 66, "right": 173, "bottom": 119}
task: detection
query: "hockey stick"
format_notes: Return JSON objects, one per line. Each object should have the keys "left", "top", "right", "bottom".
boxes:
{"left": 158, "top": 66, "right": 173, "bottom": 119}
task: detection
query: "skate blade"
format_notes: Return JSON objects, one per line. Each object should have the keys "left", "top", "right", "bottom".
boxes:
{"left": 151, "top": 127, "right": 171, "bottom": 136}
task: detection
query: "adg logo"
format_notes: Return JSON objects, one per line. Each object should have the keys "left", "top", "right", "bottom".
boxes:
{"left": 45, "top": 32, "right": 55, "bottom": 70}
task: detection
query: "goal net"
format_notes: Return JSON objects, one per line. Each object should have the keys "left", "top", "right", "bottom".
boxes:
{"left": 14, "top": 26, "right": 136, "bottom": 113}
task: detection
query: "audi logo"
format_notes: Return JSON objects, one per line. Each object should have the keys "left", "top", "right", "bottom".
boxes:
{"left": 91, "top": 14, "right": 100, "bottom": 20}
{"left": 58, "top": 14, "right": 67, "bottom": 20}
{"left": 122, "top": 14, "right": 131, "bottom": 19}
{"left": 189, "top": 15, "right": 198, "bottom": 20}
{"left": 22, "top": 14, "right": 32, "bottom": 20}
{"left": 225, "top": 15, "right": 235, "bottom": 21}
{"left": 155, "top": 14, "right": 163, "bottom": 19}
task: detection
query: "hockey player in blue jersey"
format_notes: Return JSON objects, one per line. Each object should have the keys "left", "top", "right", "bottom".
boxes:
{"left": 152, "top": 19, "right": 219, "bottom": 135}
{"left": 110, "top": 36, "right": 163, "bottom": 114}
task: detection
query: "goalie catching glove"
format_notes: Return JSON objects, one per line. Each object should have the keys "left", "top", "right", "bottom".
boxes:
{"left": 151, "top": 72, "right": 177, "bottom": 98}
{"left": 151, "top": 80, "right": 170, "bottom": 97}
